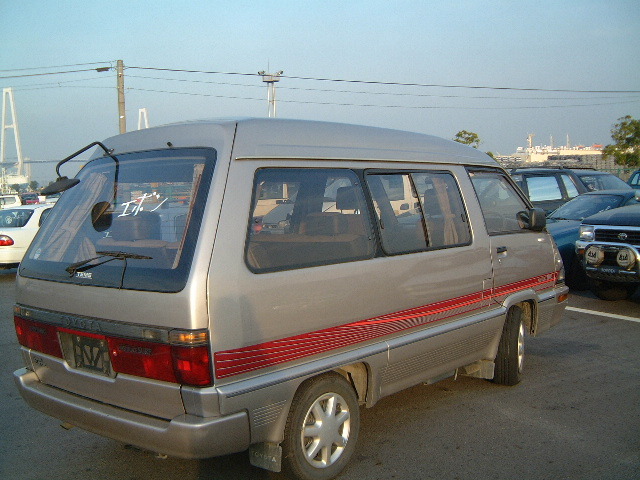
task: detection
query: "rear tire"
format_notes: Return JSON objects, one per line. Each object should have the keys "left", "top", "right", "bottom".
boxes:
{"left": 589, "top": 279, "right": 638, "bottom": 301}
{"left": 282, "top": 372, "right": 360, "bottom": 480}
{"left": 492, "top": 307, "right": 525, "bottom": 386}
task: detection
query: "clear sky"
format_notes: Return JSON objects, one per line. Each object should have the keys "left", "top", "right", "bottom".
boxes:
{"left": 1, "top": 0, "right": 639, "bottom": 184}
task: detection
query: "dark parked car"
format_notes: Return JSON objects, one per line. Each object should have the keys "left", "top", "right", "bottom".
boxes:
{"left": 628, "top": 169, "right": 640, "bottom": 188}
{"left": 19, "top": 193, "right": 40, "bottom": 205}
{"left": 547, "top": 190, "right": 640, "bottom": 288}
{"left": 575, "top": 203, "right": 640, "bottom": 300}
{"left": 511, "top": 167, "right": 631, "bottom": 213}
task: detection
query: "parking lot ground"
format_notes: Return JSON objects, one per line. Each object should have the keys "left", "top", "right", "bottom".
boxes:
{"left": 1, "top": 271, "right": 638, "bottom": 480}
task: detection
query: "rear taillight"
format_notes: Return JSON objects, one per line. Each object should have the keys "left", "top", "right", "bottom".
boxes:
{"left": 14, "top": 315, "right": 212, "bottom": 387}
{"left": 549, "top": 236, "right": 565, "bottom": 285}
{"left": 0, "top": 235, "right": 14, "bottom": 246}
{"left": 171, "top": 345, "right": 212, "bottom": 386}
{"left": 14, "top": 316, "right": 63, "bottom": 358}
{"left": 169, "top": 330, "right": 212, "bottom": 386}
{"left": 108, "top": 337, "right": 176, "bottom": 382}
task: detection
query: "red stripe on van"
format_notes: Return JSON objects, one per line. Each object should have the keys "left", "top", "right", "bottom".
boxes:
{"left": 214, "top": 273, "right": 557, "bottom": 379}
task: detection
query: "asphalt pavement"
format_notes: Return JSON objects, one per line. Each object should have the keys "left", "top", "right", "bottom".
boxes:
{"left": 1, "top": 269, "right": 638, "bottom": 480}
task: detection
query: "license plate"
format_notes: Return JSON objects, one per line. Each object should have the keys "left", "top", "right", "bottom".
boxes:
{"left": 60, "top": 332, "right": 113, "bottom": 377}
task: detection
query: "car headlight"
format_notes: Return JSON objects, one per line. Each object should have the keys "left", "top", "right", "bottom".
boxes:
{"left": 579, "top": 225, "right": 595, "bottom": 241}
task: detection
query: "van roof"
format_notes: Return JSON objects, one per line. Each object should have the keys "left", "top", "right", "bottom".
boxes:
{"left": 104, "top": 118, "right": 498, "bottom": 167}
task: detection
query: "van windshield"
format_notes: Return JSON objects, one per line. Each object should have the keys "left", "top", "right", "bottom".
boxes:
{"left": 20, "top": 148, "right": 216, "bottom": 292}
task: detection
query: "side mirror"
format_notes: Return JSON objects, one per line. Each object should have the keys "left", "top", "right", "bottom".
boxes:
{"left": 40, "top": 141, "right": 117, "bottom": 195}
{"left": 517, "top": 208, "right": 546, "bottom": 231}
{"left": 41, "top": 177, "right": 79, "bottom": 196}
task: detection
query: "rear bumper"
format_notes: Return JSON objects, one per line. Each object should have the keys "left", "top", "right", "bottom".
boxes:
{"left": 14, "top": 368, "right": 251, "bottom": 459}
{"left": 0, "top": 246, "right": 25, "bottom": 266}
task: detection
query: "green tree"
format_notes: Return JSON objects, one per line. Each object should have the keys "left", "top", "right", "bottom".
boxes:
{"left": 29, "top": 180, "right": 39, "bottom": 191}
{"left": 602, "top": 115, "right": 640, "bottom": 167}
{"left": 10, "top": 183, "right": 23, "bottom": 193}
{"left": 453, "top": 130, "right": 481, "bottom": 149}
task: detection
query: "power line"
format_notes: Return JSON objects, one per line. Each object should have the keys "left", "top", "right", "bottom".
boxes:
{"left": 128, "top": 87, "right": 263, "bottom": 102}
{"left": 0, "top": 68, "right": 112, "bottom": 80}
{"left": 3, "top": 62, "right": 638, "bottom": 94}
{"left": 126, "top": 86, "right": 640, "bottom": 110}
{"left": 4, "top": 63, "right": 638, "bottom": 96}
{"left": 3, "top": 62, "right": 639, "bottom": 116}
{"left": 8, "top": 75, "right": 114, "bottom": 92}
{"left": 125, "top": 65, "right": 640, "bottom": 94}
{"left": 0, "top": 61, "right": 114, "bottom": 73}
{"left": 125, "top": 73, "right": 640, "bottom": 102}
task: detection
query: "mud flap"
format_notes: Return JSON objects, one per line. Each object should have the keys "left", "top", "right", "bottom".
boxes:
{"left": 458, "top": 359, "right": 495, "bottom": 379}
{"left": 249, "top": 442, "right": 282, "bottom": 472}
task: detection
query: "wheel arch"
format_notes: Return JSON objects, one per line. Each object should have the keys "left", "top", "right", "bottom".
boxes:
{"left": 334, "top": 362, "right": 370, "bottom": 406}
{"left": 502, "top": 292, "right": 537, "bottom": 335}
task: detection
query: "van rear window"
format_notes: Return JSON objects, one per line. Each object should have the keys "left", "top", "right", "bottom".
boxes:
{"left": 246, "top": 168, "right": 376, "bottom": 272}
{"left": 19, "top": 148, "right": 216, "bottom": 292}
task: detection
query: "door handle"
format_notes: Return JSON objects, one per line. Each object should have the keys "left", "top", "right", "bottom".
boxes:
{"left": 496, "top": 246, "right": 508, "bottom": 254}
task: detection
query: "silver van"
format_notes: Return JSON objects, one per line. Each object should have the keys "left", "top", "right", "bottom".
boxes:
{"left": 13, "top": 119, "right": 568, "bottom": 480}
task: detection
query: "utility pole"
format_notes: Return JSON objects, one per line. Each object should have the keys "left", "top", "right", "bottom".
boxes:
{"left": 117, "top": 60, "right": 126, "bottom": 133}
{"left": 259, "top": 70, "right": 283, "bottom": 118}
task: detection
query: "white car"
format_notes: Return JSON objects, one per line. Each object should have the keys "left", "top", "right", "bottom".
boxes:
{"left": 0, "top": 204, "right": 52, "bottom": 268}
{"left": 0, "top": 194, "right": 22, "bottom": 209}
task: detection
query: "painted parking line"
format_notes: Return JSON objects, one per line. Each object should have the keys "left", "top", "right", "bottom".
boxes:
{"left": 566, "top": 306, "right": 640, "bottom": 324}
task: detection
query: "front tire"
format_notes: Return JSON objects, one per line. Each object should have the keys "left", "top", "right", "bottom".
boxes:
{"left": 282, "top": 372, "right": 360, "bottom": 480}
{"left": 492, "top": 306, "right": 525, "bottom": 386}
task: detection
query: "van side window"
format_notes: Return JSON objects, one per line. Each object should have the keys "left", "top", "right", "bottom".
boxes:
{"left": 366, "top": 174, "right": 427, "bottom": 254}
{"left": 412, "top": 172, "right": 471, "bottom": 247}
{"left": 468, "top": 170, "right": 528, "bottom": 234}
{"left": 366, "top": 172, "right": 470, "bottom": 254}
{"left": 246, "top": 168, "right": 375, "bottom": 272}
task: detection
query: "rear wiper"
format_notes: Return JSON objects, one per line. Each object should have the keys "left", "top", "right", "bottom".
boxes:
{"left": 66, "top": 250, "right": 152, "bottom": 276}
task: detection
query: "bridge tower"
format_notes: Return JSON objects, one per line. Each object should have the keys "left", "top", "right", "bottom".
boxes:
{"left": 138, "top": 108, "right": 150, "bottom": 130}
{"left": 1, "top": 88, "right": 25, "bottom": 174}
{"left": 1, "top": 88, "right": 28, "bottom": 192}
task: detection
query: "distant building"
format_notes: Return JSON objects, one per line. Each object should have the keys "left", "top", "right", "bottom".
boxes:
{"left": 496, "top": 133, "right": 607, "bottom": 169}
